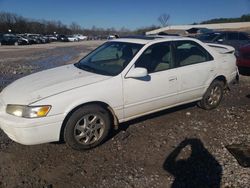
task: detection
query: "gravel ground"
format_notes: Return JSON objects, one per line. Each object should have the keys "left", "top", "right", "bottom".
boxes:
{"left": 0, "top": 41, "right": 250, "bottom": 188}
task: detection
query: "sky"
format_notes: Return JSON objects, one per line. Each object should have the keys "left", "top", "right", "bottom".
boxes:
{"left": 0, "top": 0, "right": 249, "bottom": 30}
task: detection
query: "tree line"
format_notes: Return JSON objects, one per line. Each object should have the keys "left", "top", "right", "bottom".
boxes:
{"left": 0, "top": 12, "right": 71, "bottom": 34}
{"left": 200, "top": 14, "right": 250, "bottom": 24}
{"left": 1, "top": 11, "right": 250, "bottom": 36}
{"left": 0, "top": 11, "right": 159, "bottom": 36}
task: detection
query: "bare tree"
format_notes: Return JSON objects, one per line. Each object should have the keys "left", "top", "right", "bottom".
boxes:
{"left": 133, "top": 25, "right": 159, "bottom": 35}
{"left": 70, "top": 22, "right": 81, "bottom": 34}
{"left": 158, "top": 14, "right": 170, "bottom": 27}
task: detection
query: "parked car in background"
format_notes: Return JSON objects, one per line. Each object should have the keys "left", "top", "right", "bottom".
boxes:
{"left": 27, "top": 34, "right": 50, "bottom": 44}
{"left": 57, "top": 34, "right": 69, "bottom": 42}
{"left": 236, "top": 44, "right": 250, "bottom": 69}
{"left": 24, "top": 34, "right": 40, "bottom": 44}
{"left": 197, "top": 31, "right": 250, "bottom": 50}
{"left": 107, "top": 35, "right": 119, "bottom": 40}
{"left": 0, "top": 34, "right": 30, "bottom": 46}
{"left": 19, "top": 34, "right": 35, "bottom": 44}
{"left": 107, "top": 35, "right": 116, "bottom": 40}
{"left": 0, "top": 34, "right": 19, "bottom": 45}
{"left": 196, "top": 32, "right": 221, "bottom": 42}
{"left": 74, "top": 34, "right": 87, "bottom": 41}
{"left": 46, "top": 35, "right": 58, "bottom": 42}
{"left": 0, "top": 36, "right": 238, "bottom": 150}
{"left": 17, "top": 34, "right": 30, "bottom": 44}
{"left": 67, "top": 35, "right": 78, "bottom": 42}
{"left": 186, "top": 28, "right": 214, "bottom": 35}
{"left": 17, "top": 36, "right": 29, "bottom": 45}
{"left": 40, "top": 35, "right": 50, "bottom": 43}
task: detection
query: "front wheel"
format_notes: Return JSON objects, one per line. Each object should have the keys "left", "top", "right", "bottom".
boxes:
{"left": 64, "top": 105, "right": 111, "bottom": 150}
{"left": 198, "top": 80, "right": 224, "bottom": 110}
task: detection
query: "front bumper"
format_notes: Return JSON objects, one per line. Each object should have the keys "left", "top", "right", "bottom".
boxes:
{"left": 0, "top": 109, "right": 65, "bottom": 145}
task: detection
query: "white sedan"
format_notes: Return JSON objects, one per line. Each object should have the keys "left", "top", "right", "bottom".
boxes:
{"left": 67, "top": 35, "right": 78, "bottom": 42}
{"left": 74, "top": 34, "right": 88, "bottom": 41}
{"left": 0, "top": 36, "right": 238, "bottom": 150}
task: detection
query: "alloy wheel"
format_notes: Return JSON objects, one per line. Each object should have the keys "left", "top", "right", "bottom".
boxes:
{"left": 207, "top": 85, "right": 222, "bottom": 105}
{"left": 74, "top": 114, "right": 105, "bottom": 145}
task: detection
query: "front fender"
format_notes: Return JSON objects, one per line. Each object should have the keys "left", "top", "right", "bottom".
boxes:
{"left": 31, "top": 76, "right": 124, "bottom": 121}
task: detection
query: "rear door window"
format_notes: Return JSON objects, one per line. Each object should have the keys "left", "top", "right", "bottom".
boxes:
{"left": 173, "top": 40, "right": 213, "bottom": 67}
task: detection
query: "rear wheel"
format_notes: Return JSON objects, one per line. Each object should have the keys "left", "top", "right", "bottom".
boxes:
{"left": 198, "top": 80, "right": 224, "bottom": 110}
{"left": 64, "top": 105, "right": 111, "bottom": 150}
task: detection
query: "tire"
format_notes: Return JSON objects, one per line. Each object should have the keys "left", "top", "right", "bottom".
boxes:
{"left": 198, "top": 80, "right": 224, "bottom": 110}
{"left": 64, "top": 105, "right": 111, "bottom": 150}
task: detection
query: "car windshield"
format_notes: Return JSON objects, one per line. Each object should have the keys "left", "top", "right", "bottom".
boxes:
{"left": 75, "top": 42, "right": 143, "bottom": 76}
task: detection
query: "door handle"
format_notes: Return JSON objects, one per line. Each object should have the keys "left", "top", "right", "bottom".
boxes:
{"left": 169, "top": 76, "right": 177, "bottom": 81}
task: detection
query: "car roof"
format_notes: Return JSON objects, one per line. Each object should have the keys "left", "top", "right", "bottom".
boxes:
{"left": 112, "top": 35, "right": 189, "bottom": 45}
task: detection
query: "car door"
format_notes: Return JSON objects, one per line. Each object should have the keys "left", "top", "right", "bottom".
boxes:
{"left": 172, "top": 40, "right": 215, "bottom": 103}
{"left": 123, "top": 42, "right": 180, "bottom": 119}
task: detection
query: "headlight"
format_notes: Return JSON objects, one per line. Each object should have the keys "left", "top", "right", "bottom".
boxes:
{"left": 6, "top": 105, "right": 51, "bottom": 118}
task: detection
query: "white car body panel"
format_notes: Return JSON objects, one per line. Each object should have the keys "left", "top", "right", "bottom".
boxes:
{"left": 176, "top": 60, "right": 216, "bottom": 103}
{"left": 67, "top": 36, "right": 78, "bottom": 42}
{"left": 123, "top": 68, "right": 179, "bottom": 118}
{"left": 32, "top": 75, "right": 124, "bottom": 121}
{"left": 1, "top": 65, "right": 111, "bottom": 105}
{"left": 0, "top": 37, "right": 238, "bottom": 145}
{"left": 74, "top": 34, "right": 87, "bottom": 40}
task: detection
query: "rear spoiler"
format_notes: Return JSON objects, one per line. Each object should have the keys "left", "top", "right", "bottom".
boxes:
{"left": 206, "top": 43, "right": 235, "bottom": 54}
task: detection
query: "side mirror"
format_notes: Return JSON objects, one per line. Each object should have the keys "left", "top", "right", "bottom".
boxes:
{"left": 126, "top": 67, "right": 148, "bottom": 78}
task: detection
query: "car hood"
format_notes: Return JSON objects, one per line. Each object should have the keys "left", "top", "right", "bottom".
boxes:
{"left": 0, "top": 64, "right": 111, "bottom": 105}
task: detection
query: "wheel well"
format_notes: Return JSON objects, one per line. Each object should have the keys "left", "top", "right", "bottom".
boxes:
{"left": 59, "top": 101, "right": 118, "bottom": 142}
{"left": 214, "top": 75, "right": 227, "bottom": 86}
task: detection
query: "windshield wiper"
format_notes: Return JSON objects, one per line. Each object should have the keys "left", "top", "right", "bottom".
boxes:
{"left": 75, "top": 63, "right": 97, "bottom": 73}
{"left": 75, "top": 63, "right": 113, "bottom": 76}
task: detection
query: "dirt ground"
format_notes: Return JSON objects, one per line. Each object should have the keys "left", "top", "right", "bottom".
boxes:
{"left": 0, "top": 41, "right": 250, "bottom": 188}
